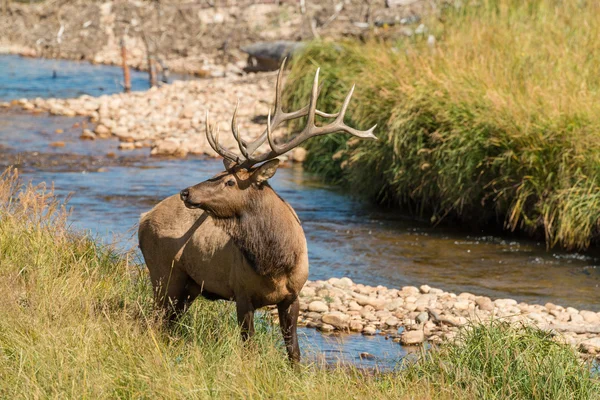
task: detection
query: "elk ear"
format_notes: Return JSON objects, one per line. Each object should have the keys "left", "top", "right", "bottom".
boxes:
{"left": 252, "top": 159, "right": 280, "bottom": 184}
{"left": 223, "top": 158, "right": 237, "bottom": 172}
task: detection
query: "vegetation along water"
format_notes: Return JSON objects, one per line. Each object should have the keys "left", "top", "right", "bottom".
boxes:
{"left": 0, "top": 168, "right": 598, "bottom": 398}
{"left": 285, "top": 0, "right": 600, "bottom": 250}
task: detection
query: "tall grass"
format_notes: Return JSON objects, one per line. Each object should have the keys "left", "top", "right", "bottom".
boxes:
{"left": 284, "top": 0, "right": 600, "bottom": 249}
{"left": 0, "top": 167, "right": 597, "bottom": 398}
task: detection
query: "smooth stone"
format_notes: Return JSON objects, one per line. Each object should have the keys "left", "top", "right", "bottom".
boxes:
{"left": 306, "top": 312, "right": 322, "bottom": 321}
{"left": 453, "top": 300, "right": 470, "bottom": 310}
{"left": 419, "top": 284, "right": 431, "bottom": 294}
{"left": 318, "top": 323, "right": 335, "bottom": 332}
{"left": 580, "top": 311, "right": 600, "bottom": 324}
{"left": 118, "top": 142, "right": 135, "bottom": 150}
{"left": 322, "top": 312, "right": 350, "bottom": 330}
{"left": 384, "top": 317, "right": 399, "bottom": 327}
{"left": 300, "top": 286, "right": 316, "bottom": 297}
{"left": 290, "top": 147, "right": 307, "bottom": 163}
{"left": 416, "top": 312, "right": 429, "bottom": 324}
{"left": 400, "top": 330, "right": 425, "bottom": 345}
{"left": 308, "top": 301, "right": 329, "bottom": 313}
{"left": 569, "top": 314, "right": 584, "bottom": 324}
{"left": 80, "top": 129, "right": 96, "bottom": 140}
{"left": 349, "top": 320, "right": 364, "bottom": 332}
{"left": 494, "top": 298, "right": 518, "bottom": 308}
{"left": 359, "top": 352, "right": 376, "bottom": 360}
{"left": 475, "top": 296, "right": 494, "bottom": 311}
{"left": 94, "top": 124, "right": 111, "bottom": 138}
{"left": 385, "top": 299, "right": 405, "bottom": 311}
{"left": 362, "top": 326, "right": 377, "bottom": 336}
{"left": 579, "top": 338, "right": 600, "bottom": 354}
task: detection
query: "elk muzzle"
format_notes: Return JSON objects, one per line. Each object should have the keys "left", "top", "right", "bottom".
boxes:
{"left": 180, "top": 187, "right": 203, "bottom": 209}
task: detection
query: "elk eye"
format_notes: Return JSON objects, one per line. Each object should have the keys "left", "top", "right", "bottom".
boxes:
{"left": 225, "top": 179, "right": 235, "bottom": 187}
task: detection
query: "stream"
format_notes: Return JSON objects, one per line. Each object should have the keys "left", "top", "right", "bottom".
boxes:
{"left": 1, "top": 54, "right": 599, "bottom": 369}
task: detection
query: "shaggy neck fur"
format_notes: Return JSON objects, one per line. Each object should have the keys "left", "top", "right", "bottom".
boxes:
{"left": 213, "top": 184, "right": 304, "bottom": 277}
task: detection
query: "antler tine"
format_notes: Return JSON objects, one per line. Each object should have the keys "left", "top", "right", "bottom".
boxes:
{"left": 239, "top": 77, "right": 377, "bottom": 167}
{"left": 205, "top": 110, "right": 242, "bottom": 163}
{"left": 231, "top": 100, "right": 249, "bottom": 158}
{"left": 243, "top": 61, "right": 340, "bottom": 157}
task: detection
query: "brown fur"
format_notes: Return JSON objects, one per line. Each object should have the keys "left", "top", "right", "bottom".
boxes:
{"left": 138, "top": 159, "right": 308, "bottom": 362}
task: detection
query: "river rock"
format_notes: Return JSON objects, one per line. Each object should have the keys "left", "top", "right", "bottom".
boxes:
{"left": 475, "top": 296, "right": 494, "bottom": 311}
{"left": 384, "top": 316, "right": 399, "bottom": 327}
{"left": 118, "top": 142, "right": 135, "bottom": 150}
{"left": 362, "top": 326, "right": 377, "bottom": 336}
{"left": 94, "top": 124, "right": 111, "bottom": 138}
{"left": 569, "top": 314, "right": 584, "bottom": 324}
{"left": 419, "top": 284, "right": 431, "bottom": 294}
{"left": 349, "top": 320, "right": 364, "bottom": 332}
{"left": 354, "top": 294, "right": 386, "bottom": 309}
{"left": 308, "top": 301, "right": 329, "bottom": 313}
{"left": 385, "top": 298, "right": 405, "bottom": 311}
{"left": 416, "top": 312, "right": 429, "bottom": 324}
{"left": 453, "top": 299, "right": 470, "bottom": 311}
{"left": 290, "top": 147, "right": 307, "bottom": 163}
{"left": 580, "top": 310, "right": 600, "bottom": 324}
{"left": 579, "top": 338, "right": 600, "bottom": 354}
{"left": 318, "top": 323, "right": 335, "bottom": 332}
{"left": 494, "top": 298, "right": 518, "bottom": 308}
{"left": 400, "top": 330, "right": 425, "bottom": 345}
{"left": 80, "top": 129, "right": 96, "bottom": 140}
{"left": 359, "top": 352, "right": 376, "bottom": 360}
{"left": 322, "top": 312, "right": 349, "bottom": 330}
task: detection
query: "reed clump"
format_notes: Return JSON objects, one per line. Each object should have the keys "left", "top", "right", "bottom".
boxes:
{"left": 0, "top": 167, "right": 597, "bottom": 398}
{"left": 284, "top": 0, "right": 600, "bottom": 250}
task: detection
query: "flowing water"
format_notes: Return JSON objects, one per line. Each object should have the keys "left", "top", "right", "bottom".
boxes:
{"left": 1, "top": 54, "right": 599, "bottom": 369}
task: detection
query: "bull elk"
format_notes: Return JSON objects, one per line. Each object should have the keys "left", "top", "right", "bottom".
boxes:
{"left": 138, "top": 61, "right": 376, "bottom": 362}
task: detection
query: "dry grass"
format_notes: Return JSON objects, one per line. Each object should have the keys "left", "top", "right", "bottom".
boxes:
{"left": 0, "top": 167, "right": 597, "bottom": 398}
{"left": 285, "top": 0, "right": 600, "bottom": 249}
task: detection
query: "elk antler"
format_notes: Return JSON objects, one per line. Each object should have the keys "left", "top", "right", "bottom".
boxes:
{"left": 205, "top": 59, "right": 377, "bottom": 169}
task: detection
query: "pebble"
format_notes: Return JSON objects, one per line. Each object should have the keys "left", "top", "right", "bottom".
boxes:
{"left": 362, "top": 326, "right": 377, "bottom": 336}
{"left": 308, "top": 301, "right": 329, "bottom": 313}
{"left": 359, "top": 352, "right": 376, "bottom": 360}
{"left": 318, "top": 323, "right": 335, "bottom": 333}
{"left": 579, "top": 338, "right": 600, "bottom": 354}
{"left": 80, "top": 129, "right": 96, "bottom": 140}
{"left": 400, "top": 330, "right": 425, "bottom": 345}
{"left": 416, "top": 312, "right": 429, "bottom": 324}
{"left": 322, "top": 312, "right": 349, "bottom": 330}
{"left": 287, "top": 278, "right": 599, "bottom": 357}
{"left": 17, "top": 74, "right": 298, "bottom": 159}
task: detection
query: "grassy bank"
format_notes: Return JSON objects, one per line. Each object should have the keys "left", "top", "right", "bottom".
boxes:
{"left": 0, "top": 168, "right": 598, "bottom": 398}
{"left": 284, "top": 0, "right": 600, "bottom": 250}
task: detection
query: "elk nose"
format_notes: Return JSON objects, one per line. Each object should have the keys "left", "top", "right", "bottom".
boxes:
{"left": 180, "top": 188, "right": 189, "bottom": 201}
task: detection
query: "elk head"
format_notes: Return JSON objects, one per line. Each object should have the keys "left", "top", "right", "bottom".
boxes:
{"left": 179, "top": 59, "right": 377, "bottom": 217}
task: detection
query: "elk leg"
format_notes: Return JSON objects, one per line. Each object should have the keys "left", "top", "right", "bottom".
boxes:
{"left": 277, "top": 297, "right": 301, "bottom": 363}
{"left": 235, "top": 300, "right": 255, "bottom": 341}
{"left": 150, "top": 270, "right": 192, "bottom": 323}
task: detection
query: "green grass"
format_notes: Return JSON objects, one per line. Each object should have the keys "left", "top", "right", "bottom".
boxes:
{"left": 0, "top": 167, "right": 598, "bottom": 398}
{"left": 283, "top": 0, "right": 600, "bottom": 250}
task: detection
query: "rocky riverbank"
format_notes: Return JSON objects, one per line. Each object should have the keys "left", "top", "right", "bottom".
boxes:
{"left": 273, "top": 278, "right": 600, "bottom": 358}
{"left": 0, "top": 0, "right": 439, "bottom": 76}
{"left": 4, "top": 72, "right": 307, "bottom": 160}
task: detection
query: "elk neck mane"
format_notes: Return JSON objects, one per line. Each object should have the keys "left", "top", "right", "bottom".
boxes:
{"left": 212, "top": 183, "right": 304, "bottom": 277}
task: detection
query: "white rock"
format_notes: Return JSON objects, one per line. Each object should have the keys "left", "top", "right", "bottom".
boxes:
{"left": 308, "top": 301, "right": 329, "bottom": 313}
{"left": 400, "top": 330, "right": 425, "bottom": 345}
{"left": 494, "top": 298, "right": 518, "bottom": 308}
{"left": 322, "top": 312, "right": 349, "bottom": 329}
